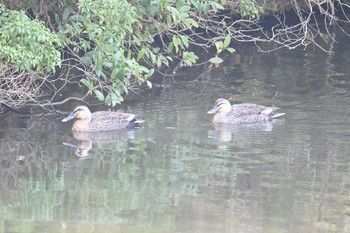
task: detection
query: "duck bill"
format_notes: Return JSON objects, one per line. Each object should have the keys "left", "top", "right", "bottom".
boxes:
{"left": 207, "top": 106, "right": 218, "bottom": 114}
{"left": 62, "top": 112, "right": 76, "bottom": 122}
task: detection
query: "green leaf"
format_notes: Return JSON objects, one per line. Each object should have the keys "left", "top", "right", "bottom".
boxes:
{"left": 93, "top": 89, "right": 105, "bottom": 101}
{"left": 63, "top": 7, "right": 71, "bottom": 21}
{"left": 167, "top": 13, "right": 173, "bottom": 27}
{"left": 189, "top": 0, "right": 199, "bottom": 9}
{"left": 115, "top": 67, "right": 126, "bottom": 79}
{"left": 180, "top": 35, "right": 189, "bottom": 48}
{"left": 68, "top": 14, "right": 85, "bottom": 22}
{"left": 80, "top": 78, "right": 93, "bottom": 91}
{"left": 183, "top": 51, "right": 198, "bottom": 66}
{"left": 210, "top": 2, "right": 224, "bottom": 12}
{"left": 215, "top": 41, "right": 223, "bottom": 52}
{"left": 173, "top": 36, "right": 179, "bottom": 53}
{"left": 223, "top": 35, "right": 231, "bottom": 48}
{"left": 168, "top": 42, "right": 174, "bottom": 53}
{"left": 183, "top": 18, "right": 196, "bottom": 28}
{"left": 173, "top": 36, "right": 179, "bottom": 47}
{"left": 145, "top": 68, "right": 155, "bottom": 79}
{"left": 226, "top": 47, "right": 236, "bottom": 53}
{"left": 179, "top": 5, "right": 191, "bottom": 12}
{"left": 150, "top": 52, "right": 156, "bottom": 63}
{"left": 137, "top": 48, "right": 145, "bottom": 61}
{"left": 209, "top": 56, "right": 223, "bottom": 64}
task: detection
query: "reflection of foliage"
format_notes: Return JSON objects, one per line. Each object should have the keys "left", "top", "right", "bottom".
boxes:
{"left": 1, "top": 115, "right": 350, "bottom": 232}
{"left": 0, "top": 122, "right": 238, "bottom": 229}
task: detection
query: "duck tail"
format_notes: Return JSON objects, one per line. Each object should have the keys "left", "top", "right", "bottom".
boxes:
{"left": 271, "top": 112, "right": 285, "bottom": 119}
{"left": 261, "top": 107, "right": 285, "bottom": 119}
{"left": 260, "top": 107, "right": 275, "bottom": 115}
{"left": 128, "top": 119, "right": 144, "bottom": 128}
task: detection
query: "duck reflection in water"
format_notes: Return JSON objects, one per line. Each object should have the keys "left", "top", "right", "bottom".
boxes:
{"left": 63, "top": 130, "right": 136, "bottom": 158}
{"left": 208, "top": 121, "right": 284, "bottom": 143}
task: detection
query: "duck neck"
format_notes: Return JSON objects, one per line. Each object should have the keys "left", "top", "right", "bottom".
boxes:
{"left": 72, "top": 119, "right": 90, "bottom": 132}
{"left": 213, "top": 112, "right": 228, "bottom": 123}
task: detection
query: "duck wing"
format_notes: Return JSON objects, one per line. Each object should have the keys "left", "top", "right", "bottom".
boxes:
{"left": 89, "top": 112, "right": 136, "bottom": 131}
{"left": 228, "top": 104, "right": 284, "bottom": 123}
{"left": 230, "top": 103, "right": 270, "bottom": 117}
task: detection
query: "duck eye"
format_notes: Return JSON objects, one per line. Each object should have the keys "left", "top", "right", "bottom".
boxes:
{"left": 74, "top": 108, "right": 83, "bottom": 114}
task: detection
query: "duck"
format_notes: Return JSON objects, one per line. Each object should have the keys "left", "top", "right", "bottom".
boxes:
{"left": 61, "top": 105, "right": 143, "bottom": 132}
{"left": 207, "top": 98, "right": 285, "bottom": 124}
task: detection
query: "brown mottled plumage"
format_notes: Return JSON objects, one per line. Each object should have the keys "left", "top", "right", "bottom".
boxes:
{"left": 207, "top": 98, "right": 285, "bottom": 124}
{"left": 62, "top": 105, "right": 143, "bottom": 132}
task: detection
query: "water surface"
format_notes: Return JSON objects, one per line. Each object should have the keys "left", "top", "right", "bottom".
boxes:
{"left": 1, "top": 29, "right": 350, "bottom": 233}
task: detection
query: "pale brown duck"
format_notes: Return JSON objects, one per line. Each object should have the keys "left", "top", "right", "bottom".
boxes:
{"left": 208, "top": 98, "right": 285, "bottom": 124}
{"left": 62, "top": 105, "right": 143, "bottom": 132}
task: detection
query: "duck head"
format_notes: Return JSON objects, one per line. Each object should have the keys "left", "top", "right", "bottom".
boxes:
{"left": 62, "top": 105, "right": 92, "bottom": 122}
{"left": 207, "top": 98, "right": 232, "bottom": 114}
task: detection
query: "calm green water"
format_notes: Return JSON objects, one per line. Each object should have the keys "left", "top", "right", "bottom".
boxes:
{"left": 1, "top": 32, "right": 350, "bottom": 233}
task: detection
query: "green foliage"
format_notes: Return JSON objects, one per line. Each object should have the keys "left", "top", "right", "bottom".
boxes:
{"left": 239, "top": 0, "right": 262, "bottom": 19}
{"left": 0, "top": 3, "right": 62, "bottom": 72}
{"left": 137, "top": 0, "right": 234, "bottom": 67}
{"left": 182, "top": 51, "right": 199, "bottom": 66}
{"left": 61, "top": 0, "right": 155, "bottom": 106}
{"left": 172, "top": 0, "right": 225, "bottom": 14}
{"left": 209, "top": 35, "right": 235, "bottom": 64}
{"left": 63, "top": 0, "right": 239, "bottom": 106}
{"left": 1, "top": 0, "right": 238, "bottom": 107}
